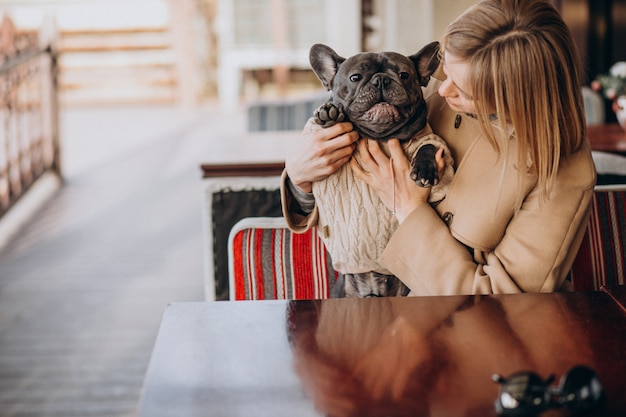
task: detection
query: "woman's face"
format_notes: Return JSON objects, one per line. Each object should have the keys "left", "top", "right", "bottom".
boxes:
{"left": 438, "top": 52, "right": 478, "bottom": 114}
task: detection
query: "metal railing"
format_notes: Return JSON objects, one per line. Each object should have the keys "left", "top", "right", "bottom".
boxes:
{"left": 0, "top": 42, "right": 61, "bottom": 219}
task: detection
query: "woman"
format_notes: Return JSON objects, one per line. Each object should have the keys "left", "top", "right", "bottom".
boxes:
{"left": 282, "top": 0, "right": 596, "bottom": 295}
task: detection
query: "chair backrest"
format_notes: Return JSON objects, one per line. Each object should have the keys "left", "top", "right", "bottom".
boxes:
{"left": 228, "top": 217, "right": 337, "bottom": 300}
{"left": 593, "top": 151, "right": 626, "bottom": 186}
{"left": 570, "top": 186, "right": 626, "bottom": 291}
{"left": 202, "top": 176, "right": 282, "bottom": 301}
{"left": 582, "top": 86, "right": 605, "bottom": 126}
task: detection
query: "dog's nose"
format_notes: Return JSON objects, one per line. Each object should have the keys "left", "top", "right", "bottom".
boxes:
{"left": 372, "top": 74, "right": 391, "bottom": 89}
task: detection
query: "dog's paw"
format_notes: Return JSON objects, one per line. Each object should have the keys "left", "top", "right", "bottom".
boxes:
{"left": 410, "top": 144, "right": 440, "bottom": 188}
{"left": 314, "top": 103, "right": 345, "bottom": 127}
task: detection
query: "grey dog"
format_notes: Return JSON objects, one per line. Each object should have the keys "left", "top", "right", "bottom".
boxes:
{"left": 307, "top": 42, "right": 454, "bottom": 298}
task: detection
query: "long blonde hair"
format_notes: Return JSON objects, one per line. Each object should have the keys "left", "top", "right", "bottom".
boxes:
{"left": 441, "top": 0, "right": 586, "bottom": 201}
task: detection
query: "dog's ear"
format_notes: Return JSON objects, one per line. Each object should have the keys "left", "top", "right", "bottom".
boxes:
{"left": 409, "top": 41, "right": 440, "bottom": 87}
{"left": 309, "top": 44, "right": 345, "bottom": 91}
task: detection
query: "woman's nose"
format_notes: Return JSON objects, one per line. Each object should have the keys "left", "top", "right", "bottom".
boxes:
{"left": 438, "top": 78, "right": 457, "bottom": 98}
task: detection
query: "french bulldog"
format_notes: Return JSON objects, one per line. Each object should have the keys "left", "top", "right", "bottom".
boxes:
{"left": 305, "top": 42, "right": 454, "bottom": 298}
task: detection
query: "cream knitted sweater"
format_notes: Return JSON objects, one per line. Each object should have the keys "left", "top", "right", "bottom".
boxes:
{"left": 309, "top": 121, "right": 454, "bottom": 274}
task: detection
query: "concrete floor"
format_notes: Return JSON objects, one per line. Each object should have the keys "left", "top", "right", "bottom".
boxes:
{"left": 0, "top": 104, "right": 248, "bottom": 416}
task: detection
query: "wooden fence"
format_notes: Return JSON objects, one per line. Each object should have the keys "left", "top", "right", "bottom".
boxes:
{"left": 0, "top": 16, "right": 61, "bottom": 219}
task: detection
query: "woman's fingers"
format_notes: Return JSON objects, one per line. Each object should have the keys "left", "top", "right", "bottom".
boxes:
{"left": 317, "top": 122, "right": 357, "bottom": 146}
{"left": 317, "top": 125, "right": 358, "bottom": 167}
{"left": 387, "top": 139, "right": 405, "bottom": 161}
{"left": 388, "top": 139, "right": 412, "bottom": 173}
{"left": 351, "top": 138, "right": 431, "bottom": 223}
{"left": 355, "top": 139, "right": 393, "bottom": 173}
{"left": 435, "top": 147, "right": 446, "bottom": 177}
{"left": 286, "top": 123, "right": 357, "bottom": 192}
{"left": 365, "top": 139, "right": 388, "bottom": 167}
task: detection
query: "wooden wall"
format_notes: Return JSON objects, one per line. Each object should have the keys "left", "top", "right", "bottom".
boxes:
{"left": 557, "top": 0, "right": 626, "bottom": 123}
{"left": 558, "top": 0, "right": 626, "bottom": 83}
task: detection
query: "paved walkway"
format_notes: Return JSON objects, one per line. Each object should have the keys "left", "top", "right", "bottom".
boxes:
{"left": 0, "top": 104, "right": 248, "bottom": 416}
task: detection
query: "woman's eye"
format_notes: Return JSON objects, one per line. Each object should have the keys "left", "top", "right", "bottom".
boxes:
{"left": 459, "top": 89, "right": 472, "bottom": 100}
{"left": 350, "top": 74, "right": 362, "bottom": 82}
{"left": 399, "top": 72, "right": 409, "bottom": 80}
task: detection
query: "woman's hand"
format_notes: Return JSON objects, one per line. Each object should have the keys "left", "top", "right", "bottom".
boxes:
{"left": 286, "top": 122, "right": 358, "bottom": 193}
{"left": 351, "top": 139, "right": 444, "bottom": 223}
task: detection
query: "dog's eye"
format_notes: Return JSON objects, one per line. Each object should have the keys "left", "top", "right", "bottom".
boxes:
{"left": 350, "top": 74, "right": 362, "bottom": 82}
{"left": 399, "top": 72, "right": 409, "bottom": 80}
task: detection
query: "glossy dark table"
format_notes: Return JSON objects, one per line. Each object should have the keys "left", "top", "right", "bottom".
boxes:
{"left": 587, "top": 123, "right": 626, "bottom": 154}
{"left": 604, "top": 285, "right": 626, "bottom": 311}
{"left": 136, "top": 290, "right": 626, "bottom": 417}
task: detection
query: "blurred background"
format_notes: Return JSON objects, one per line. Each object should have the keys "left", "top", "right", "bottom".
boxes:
{"left": 0, "top": 1, "right": 623, "bottom": 416}
{"left": 1, "top": 0, "right": 623, "bottom": 110}
{"left": 0, "top": 0, "right": 480, "bottom": 111}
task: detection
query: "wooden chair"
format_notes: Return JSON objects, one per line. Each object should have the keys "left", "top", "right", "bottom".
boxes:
{"left": 226, "top": 192, "right": 624, "bottom": 296}
{"left": 570, "top": 185, "right": 626, "bottom": 291}
{"left": 227, "top": 217, "right": 337, "bottom": 300}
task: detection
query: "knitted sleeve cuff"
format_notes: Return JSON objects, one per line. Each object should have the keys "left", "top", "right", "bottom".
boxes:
{"left": 287, "top": 177, "right": 316, "bottom": 215}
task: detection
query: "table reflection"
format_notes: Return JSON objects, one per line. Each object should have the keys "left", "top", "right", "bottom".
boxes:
{"left": 286, "top": 293, "right": 625, "bottom": 417}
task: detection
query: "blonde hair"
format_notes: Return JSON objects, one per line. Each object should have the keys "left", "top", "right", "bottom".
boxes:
{"left": 441, "top": 0, "right": 586, "bottom": 201}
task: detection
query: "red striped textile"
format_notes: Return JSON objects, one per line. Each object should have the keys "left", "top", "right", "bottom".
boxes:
{"left": 570, "top": 188, "right": 625, "bottom": 291}
{"left": 229, "top": 218, "right": 337, "bottom": 300}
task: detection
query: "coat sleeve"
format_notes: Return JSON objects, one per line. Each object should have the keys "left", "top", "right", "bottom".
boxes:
{"left": 379, "top": 147, "right": 596, "bottom": 295}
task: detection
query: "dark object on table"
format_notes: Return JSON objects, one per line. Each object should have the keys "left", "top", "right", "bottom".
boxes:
{"left": 493, "top": 365, "right": 604, "bottom": 416}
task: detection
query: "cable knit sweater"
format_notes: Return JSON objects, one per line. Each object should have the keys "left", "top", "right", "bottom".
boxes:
{"left": 306, "top": 119, "right": 454, "bottom": 274}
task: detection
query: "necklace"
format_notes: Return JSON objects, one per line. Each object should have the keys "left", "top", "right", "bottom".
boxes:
{"left": 390, "top": 157, "right": 396, "bottom": 215}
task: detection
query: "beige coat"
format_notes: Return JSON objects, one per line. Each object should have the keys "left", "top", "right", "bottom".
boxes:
{"left": 281, "top": 79, "right": 596, "bottom": 295}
